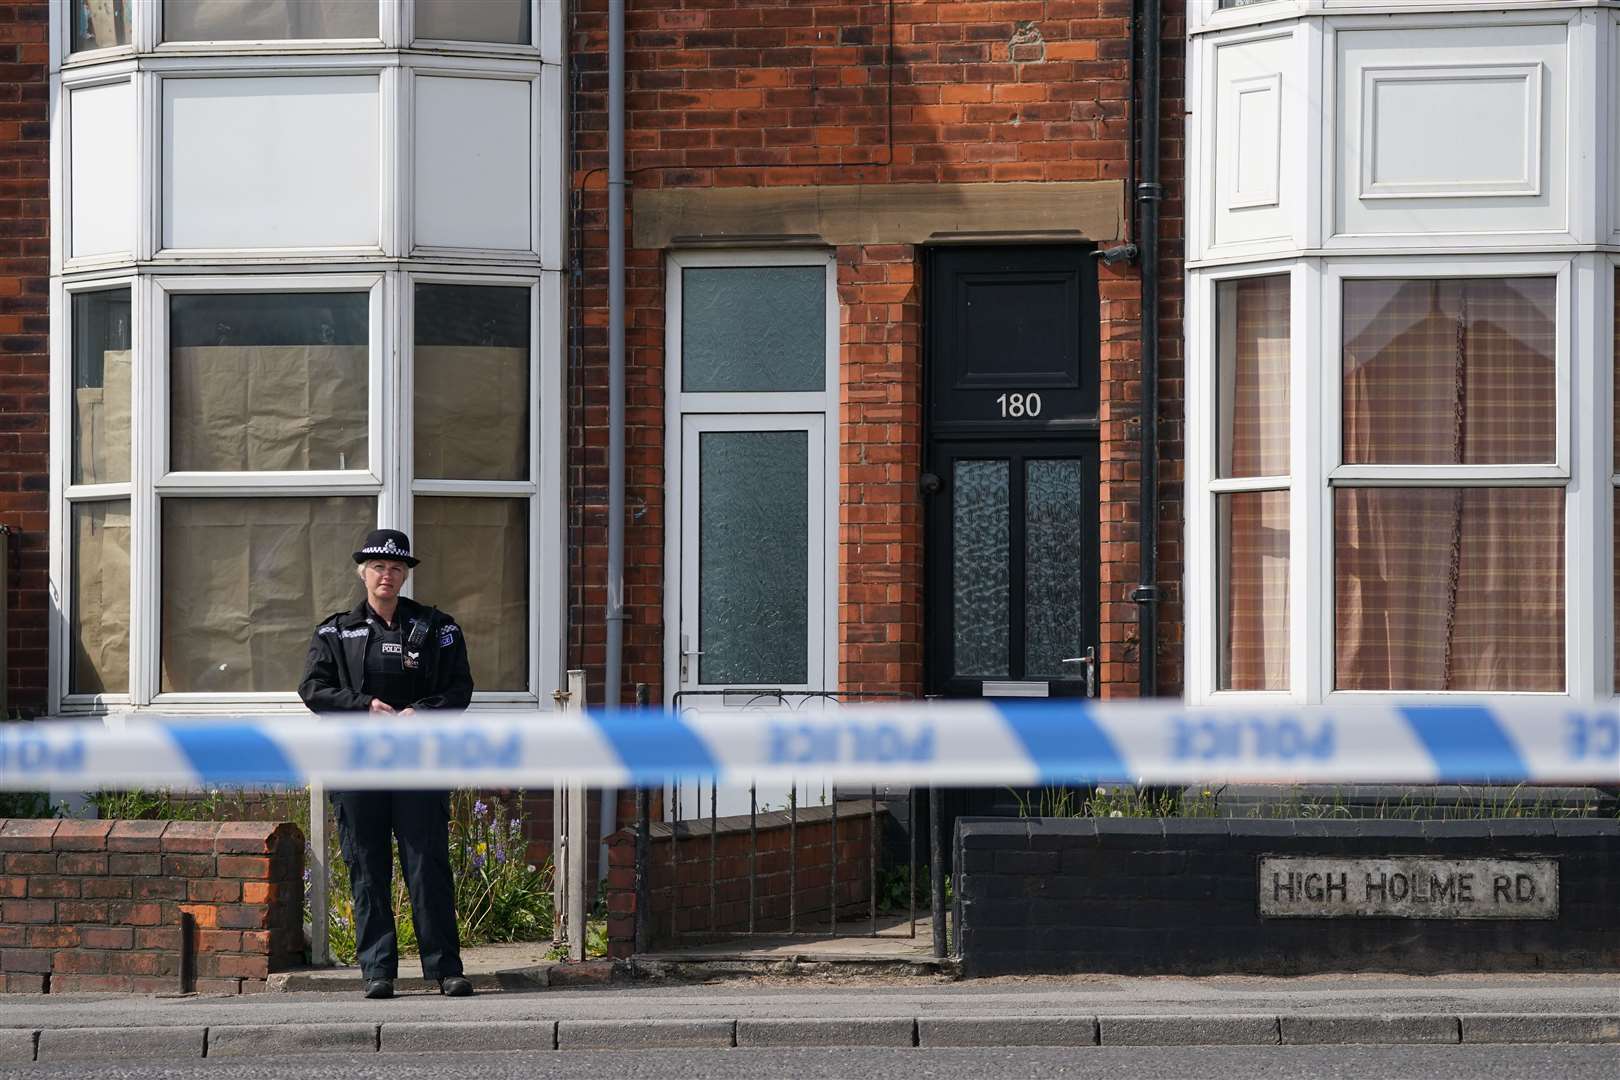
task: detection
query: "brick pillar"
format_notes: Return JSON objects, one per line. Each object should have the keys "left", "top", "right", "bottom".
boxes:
{"left": 837, "top": 244, "right": 924, "bottom": 698}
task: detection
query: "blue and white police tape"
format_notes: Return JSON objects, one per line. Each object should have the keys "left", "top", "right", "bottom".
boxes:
{"left": 0, "top": 700, "right": 1616, "bottom": 791}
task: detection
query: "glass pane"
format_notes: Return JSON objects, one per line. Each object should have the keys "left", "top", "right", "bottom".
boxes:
{"left": 72, "top": 0, "right": 131, "bottom": 51}
{"left": 169, "top": 293, "right": 368, "bottom": 472}
{"left": 413, "top": 496, "right": 529, "bottom": 692}
{"left": 1342, "top": 278, "right": 1556, "bottom": 465}
{"left": 1218, "top": 490, "right": 1289, "bottom": 691}
{"left": 1334, "top": 487, "right": 1563, "bottom": 692}
{"left": 953, "top": 459, "right": 1009, "bottom": 678}
{"left": 1217, "top": 275, "right": 1289, "bottom": 478}
{"left": 414, "top": 284, "right": 530, "bottom": 481}
{"left": 72, "top": 289, "right": 132, "bottom": 486}
{"left": 160, "top": 496, "right": 375, "bottom": 693}
{"left": 1024, "top": 459, "right": 1086, "bottom": 678}
{"left": 416, "top": 0, "right": 531, "bottom": 44}
{"left": 163, "top": 0, "right": 377, "bottom": 41}
{"left": 698, "top": 430, "right": 809, "bottom": 684}
{"left": 682, "top": 267, "right": 825, "bottom": 393}
{"left": 71, "top": 501, "right": 130, "bottom": 695}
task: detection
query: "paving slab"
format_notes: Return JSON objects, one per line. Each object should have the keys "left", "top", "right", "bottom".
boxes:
{"left": 0, "top": 1030, "right": 35, "bottom": 1065}
{"left": 917, "top": 1016, "right": 1098, "bottom": 1047}
{"left": 557, "top": 1019, "right": 735, "bottom": 1050}
{"left": 1461, "top": 1014, "right": 1620, "bottom": 1044}
{"left": 36, "top": 1025, "right": 206, "bottom": 1062}
{"left": 206, "top": 1023, "right": 379, "bottom": 1057}
{"left": 381, "top": 1021, "right": 557, "bottom": 1053}
{"left": 735, "top": 1018, "right": 915, "bottom": 1047}
{"left": 1280, "top": 1014, "right": 1460, "bottom": 1045}
{"left": 1100, "top": 1015, "right": 1280, "bottom": 1046}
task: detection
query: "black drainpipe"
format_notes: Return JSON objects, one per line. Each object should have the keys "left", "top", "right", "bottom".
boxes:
{"left": 1133, "top": 0, "right": 1164, "bottom": 698}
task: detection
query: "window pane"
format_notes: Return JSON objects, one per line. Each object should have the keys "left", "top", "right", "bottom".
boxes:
{"left": 169, "top": 293, "right": 368, "bottom": 472}
{"left": 72, "top": 0, "right": 131, "bottom": 51}
{"left": 1334, "top": 487, "right": 1563, "bottom": 691}
{"left": 953, "top": 459, "right": 1009, "bottom": 678}
{"left": 1342, "top": 278, "right": 1555, "bottom": 465}
{"left": 160, "top": 496, "right": 375, "bottom": 693}
{"left": 414, "top": 284, "right": 529, "bottom": 481}
{"left": 71, "top": 501, "right": 130, "bottom": 695}
{"left": 682, "top": 267, "right": 825, "bottom": 393}
{"left": 72, "top": 289, "right": 132, "bottom": 486}
{"left": 413, "top": 496, "right": 529, "bottom": 693}
{"left": 1217, "top": 275, "right": 1289, "bottom": 478}
{"left": 1218, "top": 490, "right": 1289, "bottom": 691}
{"left": 416, "top": 0, "right": 531, "bottom": 44}
{"left": 1025, "top": 459, "right": 1087, "bottom": 678}
{"left": 163, "top": 0, "right": 377, "bottom": 41}
{"left": 698, "top": 430, "right": 809, "bottom": 684}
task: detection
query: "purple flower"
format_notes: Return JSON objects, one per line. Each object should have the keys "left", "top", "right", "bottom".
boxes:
{"left": 473, "top": 799, "right": 489, "bottom": 818}
{"left": 508, "top": 818, "right": 522, "bottom": 837}
{"left": 472, "top": 854, "right": 485, "bottom": 870}
{"left": 494, "top": 847, "right": 506, "bottom": 864}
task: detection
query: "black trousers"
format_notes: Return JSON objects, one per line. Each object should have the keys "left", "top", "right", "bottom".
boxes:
{"left": 332, "top": 790, "right": 463, "bottom": 981}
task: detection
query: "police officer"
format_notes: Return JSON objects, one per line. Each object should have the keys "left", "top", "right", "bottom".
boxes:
{"left": 298, "top": 529, "right": 475, "bottom": 999}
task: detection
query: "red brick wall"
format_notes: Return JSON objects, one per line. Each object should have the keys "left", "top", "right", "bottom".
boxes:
{"left": 604, "top": 805, "right": 875, "bottom": 958}
{"left": 0, "top": 0, "right": 50, "bottom": 715}
{"left": 571, "top": 0, "right": 1186, "bottom": 704}
{"left": 0, "top": 818, "right": 305, "bottom": 994}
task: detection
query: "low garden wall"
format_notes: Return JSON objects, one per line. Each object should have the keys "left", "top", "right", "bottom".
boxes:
{"left": 956, "top": 817, "right": 1620, "bottom": 977}
{"left": 0, "top": 819, "right": 304, "bottom": 994}
{"left": 605, "top": 802, "right": 877, "bottom": 958}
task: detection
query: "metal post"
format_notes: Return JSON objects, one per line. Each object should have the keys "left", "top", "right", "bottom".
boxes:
{"left": 929, "top": 787, "right": 946, "bottom": 959}
{"left": 307, "top": 781, "right": 329, "bottom": 965}
{"left": 566, "top": 671, "right": 588, "bottom": 961}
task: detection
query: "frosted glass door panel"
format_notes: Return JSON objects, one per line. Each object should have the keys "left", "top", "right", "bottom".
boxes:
{"left": 697, "top": 430, "right": 810, "bottom": 686}
{"left": 163, "top": 76, "right": 380, "bottom": 251}
{"left": 163, "top": 1, "right": 378, "bottom": 41}
{"left": 1024, "top": 459, "right": 1086, "bottom": 678}
{"left": 953, "top": 459, "right": 1010, "bottom": 678}
{"left": 682, "top": 267, "right": 826, "bottom": 392}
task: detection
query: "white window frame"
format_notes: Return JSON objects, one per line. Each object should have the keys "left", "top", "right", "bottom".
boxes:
{"left": 1187, "top": 259, "right": 1313, "bottom": 704}
{"left": 661, "top": 249, "right": 840, "bottom": 704}
{"left": 400, "top": 270, "right": 554, "bottom": 704}
{"left": 1319, "top": 253, "right": 1582, "bottom": 702}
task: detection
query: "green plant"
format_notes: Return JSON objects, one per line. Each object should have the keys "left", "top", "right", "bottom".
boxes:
{"left": 320, "top": 791, "right": 555, "bottom": 966}
{"left": 1010, "top": 785, "right": 1219, "bottom": 819}
{"left": 0, "top": 791, "right": 58, "bottom": 818}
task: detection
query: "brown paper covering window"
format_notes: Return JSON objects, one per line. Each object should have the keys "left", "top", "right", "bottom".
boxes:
{"left": 71, "top": 501, "right": 130, "bottom": 695}
{"left": 73, "top": 348, "right": 131, "bottom": 485}
{"left": 160, "top": 496, "right": 374, "bottom": 693}
{"left": 413, "top": 496, "right": 528, "bottom": 692}
{"left": 170, "top": 346, "right": 368, "bottom": 472}
{"left": 414, "top": 346, "right": 528, "bottom": 481}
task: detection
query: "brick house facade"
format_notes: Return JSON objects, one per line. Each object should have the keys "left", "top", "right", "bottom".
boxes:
{"left": 568, "top": 0, "right": 1186, "bottom": 709}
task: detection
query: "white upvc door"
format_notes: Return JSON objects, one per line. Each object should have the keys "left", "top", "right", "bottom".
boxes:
{"left": 677, "top": 412, "right": 826, "bottom": 697}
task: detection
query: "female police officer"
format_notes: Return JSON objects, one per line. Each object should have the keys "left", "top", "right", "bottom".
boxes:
{"left": 299, "top": 529, "right": 475, "bottom": 999}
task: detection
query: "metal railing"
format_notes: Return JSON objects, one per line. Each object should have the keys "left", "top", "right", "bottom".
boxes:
{"left": 631, "top": 690, "right": 942, "bottom": 953}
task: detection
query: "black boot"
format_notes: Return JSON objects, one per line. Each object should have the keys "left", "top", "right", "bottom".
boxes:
{"left": 439, "top": 976, "right": 473, "bottom": 997}
{"left": 364, "top": 978, "right": 394, "bottom": 999}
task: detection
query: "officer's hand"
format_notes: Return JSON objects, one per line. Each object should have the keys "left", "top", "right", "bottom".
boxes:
{"left": 399, "top": 707, "right": 417, "bottom": 717}
{"left": 368, "top": 698, "right": 396, "bottom": 715}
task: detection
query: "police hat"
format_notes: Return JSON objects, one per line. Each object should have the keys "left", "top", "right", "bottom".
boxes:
{"left": 353, "top": 528, "right": 420, "bottom": 568}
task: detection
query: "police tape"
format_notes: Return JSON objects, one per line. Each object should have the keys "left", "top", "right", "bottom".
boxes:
{"left": 0, "top": 700, "right": 1616, "bottom": 791}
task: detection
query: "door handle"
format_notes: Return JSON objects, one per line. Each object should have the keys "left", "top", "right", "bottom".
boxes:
{"left": 1061, "top": 648, "right": 1099, "bottom": 698}
{"left": 680, "top": 634, "right": 705, "bottom": 685}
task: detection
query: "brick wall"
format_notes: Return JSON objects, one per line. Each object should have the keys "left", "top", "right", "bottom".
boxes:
{"left": 0, "top": 0, "right": 49, "bottom": 715}
{"left": 955, "top": 817, "right": 1620, "bottom": 976}
{"left": 570, "top": 0, "right": 1186, "bottom": 705}
{"left": 605, "top": 802, "right": 877, "bottom": 958}
{"left": 0, "top": 818, "right": 305, "bottom": 994}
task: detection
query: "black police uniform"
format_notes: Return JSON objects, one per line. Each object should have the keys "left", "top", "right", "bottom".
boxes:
{"left": 298, "top": 596, "right": 474, "bottom": 983}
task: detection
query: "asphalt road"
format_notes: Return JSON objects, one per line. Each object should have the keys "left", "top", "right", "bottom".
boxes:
{"left": 6, "top": 1046, "right": 1619, "bottom": 1080}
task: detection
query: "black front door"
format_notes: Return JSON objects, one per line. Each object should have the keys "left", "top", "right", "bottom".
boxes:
{"left": 924, "top": 245, "right": 1100, "bottom": 701}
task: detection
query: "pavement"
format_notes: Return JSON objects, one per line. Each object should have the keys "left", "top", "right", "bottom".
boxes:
{"left": 0, "top": 971, "right": 1616, "bottom": 1064}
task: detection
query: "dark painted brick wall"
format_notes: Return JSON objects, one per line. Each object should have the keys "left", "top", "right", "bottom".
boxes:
{"left": 955, "top": 817, "right": 1620, "bottom": 976}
